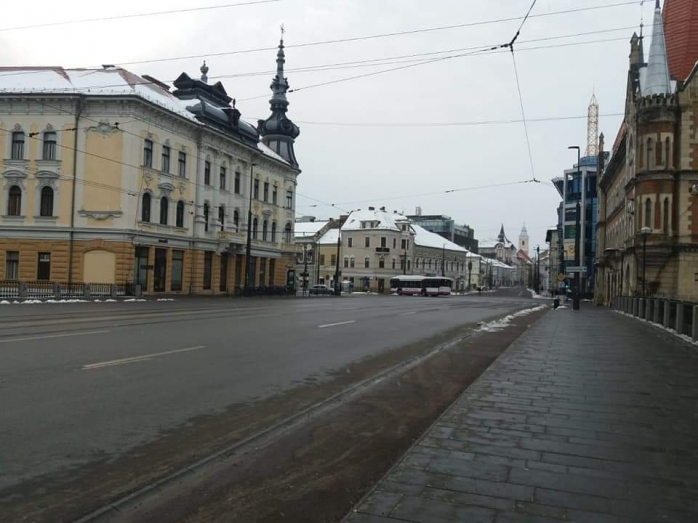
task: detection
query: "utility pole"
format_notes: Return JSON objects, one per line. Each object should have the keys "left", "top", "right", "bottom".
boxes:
{"left": 467, "top": 259, "right": 472, "bottom": 291}
{"left": 303, "top": 243, "right": 309, "bottom": 296}
{"left": 333, "top": 221, "right": 341, "bottom": 295}
{"left": 535, "top": 245, "right": 540, "bottom": 294}
{"left": 244, "top": 163, "right": 256, "bottom": 296}
{"left": 573, "top": 201, "right": 581, "bottom": 310}
{"left": 403, "top": 241, "right": 407, "bottom": 275}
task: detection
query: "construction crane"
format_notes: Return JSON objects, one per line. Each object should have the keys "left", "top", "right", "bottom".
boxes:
{"left": 585, "top": 93, "right": 599, "bottom": 157}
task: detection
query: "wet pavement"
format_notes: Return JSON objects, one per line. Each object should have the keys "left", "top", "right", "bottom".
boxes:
{"left": 346, "top": 305, "right": 698, "bottom": 523}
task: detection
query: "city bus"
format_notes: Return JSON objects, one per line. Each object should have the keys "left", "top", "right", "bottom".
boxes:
{"left": 390, "top": 276, "right": 453, "bottom": 296}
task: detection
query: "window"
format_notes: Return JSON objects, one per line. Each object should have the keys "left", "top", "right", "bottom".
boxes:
{"left": 39, "top": 186, "right": 54, "bottom": 217}
{"left": 286, "top": 190, "right": 293, "bottom": 208}
{"left": 254, "top": 179, "right": 260, "bottom": 199}
{"left": 11, "top": 132, "right": 24, "bottom": 160}
{"left": 401, "top": 239, "right": 408, "bottom": 249}
{"left": 234, "top": 211, "right": 239, "bottom": 232}
{"left": 7, "top": 186, "right": 21, "bottom": 216}
{"left": 428, "top": 259, "right": 433, "bottom": 269}
{"left": 663, "top": 197, "right": 669, "bottom": 234}
{"left": 400, "top": 257, "right": 405, "bottom": 270}
{"left": 204, "top": 203, "right": 210, "bottom": 232}
{"left": 350, "top": 256, "right": 355, "bottom": 268}
{"left": 348, "top": 237, "right": 353, "bottom": 248}
{"left": 268, "top": 259, "right": 275, "bottom": 286}
{"left": 141, "top": 193, "right": 151, "bottom": 222}
{"left": 392, "top": 258, "right": 396, "bottom": 269}
{"left": 220, "top": 166, "right": 226, "bottom": 190}
{"left": 644, "top": 198, "right": 652, "bottom": 228}
{"left": 344, "top": 257, "right": 349, "bottom": 268}
{"left": 171, "top": 250, "right": 184, "bottom": 291}
{"left": 364, "top": 237, "right": 370, "bottom": 248}
{"left": 263, "top": 220, "right": 268, "bottom": 241}
{"left": 5, "top": 251, "right": 19, "bottom": 280}
{"left": 364, "top": 257, "right": 370, "bottom": 268}
{"left": 259, "top": 258, "right": 266, "bottom": 286}
{"left": 271, "top": 221, "right": 276, "bottom": 242}
{"left": 263, "top": 182, "right": 269, "bottom": 202}
{"left": 320, "top": 254, "right": 326, "bottom": 266}
{"left": 393, "top": 238, "right": 397, "bottom": 249}
{"left": 204, "top": 161, "right": 211, "bottom": 185}
{"left": 43, "top": 132, "right": 57, "bottom": 160}
{"left": 380, "top": 237, "right": 387, "bottom": 248}
{"left": 252, "top": 217, "right": 258, "bottom": 239}
{"left": 37, "top": 252, "right": 51, "bottom": 280}
{"left": 284, "top": 223, "right": 292, "bottom": 243}
{"left": 415, "top": 259, "right": 420, "bottom": 270}
{"left": 161, "top": 145, "right": 170, "bottom": 173}
{"left": 203, "top": 251, "right": 212, "bottom": 289}
{"left": 379, "top": 258, "right": 385, "bottom": 269}
{"left": 160, "top": 197, "right": 169, "bottom": 225}
{"left": 176, "top": 201, "right": 185, "bottom": 228}
{"left": 407, "top": 260, "right": 411, "bottom": 271}
{"left": 235, "top": 171, "right": 241, "bottom": 193}
{"left": 665, "top": 138, "right": 671, "bottom": 168}
{"left": 272, "top": 186, "right": 277, "bottom": 205}
{"left": 646, "top": 138, "right": 653, "bottom": 170}
{"left": 178, "top": 151, "right": 186, "bottom": 177}
{"left": 219, "top": 205, "right": 225, "bottom": 231}
{"left": 220, "top": 254, "right": 228, "bottom": 292}
{"left": 143, "top": 139, "right": 153, "bottom": 168}
{"left": 330, "top": 254, "right": 336, "bottom": 266}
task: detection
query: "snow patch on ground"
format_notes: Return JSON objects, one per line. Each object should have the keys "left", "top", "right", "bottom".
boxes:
{"left": 615, "top": 310, "right": 697, "bottom": 347}
{"left": 475, "top": 305, "right": 548, "bottom": 333}
{"left": 124, "top": 298, "right": 147, "bottom": 302}
{"left": 157, "top": 298, "right": 175, "bottom": 302}
{"left": 527, "top": 288, "right": 553, "bottom": 300}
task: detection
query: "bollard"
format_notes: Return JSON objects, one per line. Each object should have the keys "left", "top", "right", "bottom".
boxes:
{"left": 663, "top": 300, "right": 671, "bottom": 328}
{"left": 654, "top": 299, "right": 661, "bottom": 324}
{"left": 633, "top": 298, "right": 639, "bottom": 317}
{"left": 693, "top": 305, "right": 698, "bottom": 342}
{"left": 645, "top": 298, "right": 652, "bottom": 321}
{"left": 135, "top": 284, "right": 143, "bottom": 298}
{"left": 19, "top": 282, "right": 27, "bottom": 299}
{"left": 53, "top": 282, "right": 61, "bottom": 299}
{"left": 110, "top": 284, "right": 118, "bottom": 299}
{"left": 84, "top": 283, "right": 91, "bottom": 300}
{"left": 676, "top": 303, "right": 684, "bottom": 335}
{"left": 639, "top": 299, "right": 645, "bottom": 319}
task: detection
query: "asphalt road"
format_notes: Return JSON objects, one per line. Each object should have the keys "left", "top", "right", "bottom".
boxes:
{"left": 0, "top": 289, "right": 537, "bottom": 496}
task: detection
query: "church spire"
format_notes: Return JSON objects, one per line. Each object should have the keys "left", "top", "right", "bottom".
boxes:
{"left": 258, "top": 28, "right": 300, "bottom": 168}
{"left": 644, "top": 0, "right": 672, "bottom": 95}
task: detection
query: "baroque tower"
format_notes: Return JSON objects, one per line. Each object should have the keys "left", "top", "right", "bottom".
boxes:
{"left": 518, "top": 224, "right": 529, "bottom": 255}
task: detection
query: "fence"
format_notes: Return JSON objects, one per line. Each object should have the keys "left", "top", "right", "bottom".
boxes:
{"left": 612, "top": 296, "right": 698, "bottom": 341}
{"left": 0, "top": 281, "right": 138, "bottom": 300}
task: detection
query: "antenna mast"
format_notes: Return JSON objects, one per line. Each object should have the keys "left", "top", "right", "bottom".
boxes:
{"left": 586, "top": 93, "right": 599, "bottom": 157}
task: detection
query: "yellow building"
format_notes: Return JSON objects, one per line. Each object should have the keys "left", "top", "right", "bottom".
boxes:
{"left": 0, "top": 40, "right": 301, "bottom": 295}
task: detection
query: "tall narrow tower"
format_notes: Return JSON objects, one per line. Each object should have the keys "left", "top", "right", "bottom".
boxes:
{"left": 519, "top": 224, "right": 530, "bottom": 256}
{"left": 585, "top": 93, "right": 599, "bottom": 157}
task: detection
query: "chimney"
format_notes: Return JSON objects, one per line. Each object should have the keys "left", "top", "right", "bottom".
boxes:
{"left": 415, "top": 206, "right": 422, "bottom": 216}
{"left": 380, "top": 206, "right": 386, "bottom": 211}
{"left": 368, "top": 206, "right": 375, "bottom": 211}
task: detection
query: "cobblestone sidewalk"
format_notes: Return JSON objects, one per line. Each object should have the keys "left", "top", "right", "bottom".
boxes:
{"left": 345, "top": 306, "right": 698, "bottom": 523}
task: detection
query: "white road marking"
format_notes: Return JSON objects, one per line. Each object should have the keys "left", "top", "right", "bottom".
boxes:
{"left": 399, "top": 311, "right": 417, "bottom": 316}
{"left": 81, "top": 346, "right": 205, "bottom": 370}
{"left": 336, "top": 307, "right": 358, "bottom": 311}
{"left": 318, "top": 320, "right": 356, "bottom": 329}
{"left": 0, "top": 330, "right": 111, "bottom": 344}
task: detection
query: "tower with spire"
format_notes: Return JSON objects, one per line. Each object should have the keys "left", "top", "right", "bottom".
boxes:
{"left": 644, "top": 0, "right": 672, "bottom": 96}
{"left": 258, "top": 32, "right": 300, "bottom": 168}
{"left": 518, "top": 224, "right": 529, "bottom": 256}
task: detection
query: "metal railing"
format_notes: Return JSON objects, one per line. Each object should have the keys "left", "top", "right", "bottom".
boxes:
{"left": 0, "top": 280, "right": 138, "bottom": 300}
{"left": 0, "top": 280, "right": 20, "bottom": 299}
{"left": 234, "top": 285, "right": 295, "bottom": 297}
{"left": 612, "top": 296, "right": 698, "bottom": 341}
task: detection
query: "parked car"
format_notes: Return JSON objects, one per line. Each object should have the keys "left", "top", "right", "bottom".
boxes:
{"left": 309, "top": 284, "right": 332, "bottom": 295}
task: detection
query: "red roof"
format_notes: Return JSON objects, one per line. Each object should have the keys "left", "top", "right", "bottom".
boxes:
{"left": 663, "top": 0, "right": 698, "bottom": 82}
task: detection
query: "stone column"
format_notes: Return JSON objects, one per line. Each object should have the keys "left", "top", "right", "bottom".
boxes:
{"left": 663, "top": 300, "right": 671, "bottom": 328}
{"left": 653, "top": 299, "right": 661, "bottom": 324}
{"left": 676, "top": 303, "right": 684, "bottom": 334}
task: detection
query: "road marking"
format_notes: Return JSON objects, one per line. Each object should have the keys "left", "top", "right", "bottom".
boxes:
{"left": 318, "top": 320, "right": 356, "bottom": 329}
{"left": 0, "top": 330, "right": 111, "bottom": 344}
{"left": 336, "top": 307, "right": 358, "bottom": 311}
{"left": 81, "top": 346, "right": 205, "bottom": 370}
{"left": 399, "top": 311, "right": 417, "bottom": 316}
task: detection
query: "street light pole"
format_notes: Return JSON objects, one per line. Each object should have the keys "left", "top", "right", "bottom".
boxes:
{"left": 573, "top": 201, "right": 581, "bottom": 310}
{"left": 244, "top": 163, "right": 257, "bottom": 295}
{"left": 640, "top": 226, "right": 651, "bottom": 297}
{"left": 334, "top": 224, "right": 341, "bottom": 295}
{"left": 467, "top": 260, "right": 472, "bottom": 291}
{"left": 303, "top": 243, "right": 309, "bottom": 297}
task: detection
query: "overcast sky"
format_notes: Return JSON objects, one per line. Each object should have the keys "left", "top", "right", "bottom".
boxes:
{"left": 2, "top": 0, "right": 653, "bottom": 250}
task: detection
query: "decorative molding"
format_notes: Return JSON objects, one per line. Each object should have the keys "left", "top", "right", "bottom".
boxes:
{"left": 85, "top": 120, "right": 119, "bottom": 135}
{"left": 45, "top": 123, "right": 54, "bottom": 132}
{"left": 178, "top": 181, "right": 186, "bottom": 194}
{"left": 143, "top": 173, "right": 153, "bottom": 187}
{"left": 13, "top": 123, "right": 21, "bottom": 131}
{"left": 3, "top": 170, "right": 27, "bottom": 189}
{"left": 158, "top": 181, "right": 175, "bottom": 193}
{"left": 78, "top": 209, "right": 123, "bottom": 220}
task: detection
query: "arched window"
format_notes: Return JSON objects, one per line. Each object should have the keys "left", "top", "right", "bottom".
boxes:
{"left": 271, "top": 221, "right": 277, "bottom": 241}
{"left": 407, "top": 259, "right": 411, "bottom": 271}
{"left": 644, "top": 198, "right": 652, "bottom": 228}
{"left": 252, "top": 217, "right": 258, "bottom": 239}
{"left": 262, "top": 220, "right": 268, "bottom": 241}
{"left": 233, "top": 210, "right": 239, "bottom": 232}
{"left": 284, "top": 223, "right": 292, "bottom": 243}
{"left": 39, "top": 186, "right": 54, "bottom": 217}
{"left": 141, "top": 193, "right": 151, "bottom": 222}
{"left": 663, "top": 197, "right": 669, "bottom": 234}
{"left": 350, "top": 256, "right": 355, "bottom": 268}
{"left": 8, "top": 185, "right": 22, "bottom": 216}
{"left": 218, "top": 205, "right": 225, "bottom": 231}
{"left": 665, "top": 138, "right": 671, "bottom": 168}
{"left": 176, "top": 200, "right": 185, "bottom": 228}
{"left": 203, "top": 203, "right": 210, "bottom": 232}
{"left": 646, "top": 138, "right": 653, "bottom": 170}
{"left": 415, "top": 258, "right": 420, "bottom": 270}
{"left": 364, "top": 256, "right": 370, "bottom": 268}
{"left": 343, "top": 256, "right": 349, "bottom": 268}
{"left": 11, "top": 132, "right": 25, "bottom": 160}
{"left": 160, "top": 197, "right": 169, "bottom": 225}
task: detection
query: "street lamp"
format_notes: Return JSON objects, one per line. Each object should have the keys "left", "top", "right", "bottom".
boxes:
{"left": 640, "top": 226, "right": 651, "bottom": 297}
{"left": 244, "top": 162, "right": 257, "bottom": 296}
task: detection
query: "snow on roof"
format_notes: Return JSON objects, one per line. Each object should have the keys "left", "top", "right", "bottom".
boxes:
{"left": 0, "top": 67, "right": 288, "bottom": 165}
{"left": 341, "top": 209, "right": 408, "bottom": 232}
{"left": 317, "top": 228, "right": 340, "bottom": 245}
{"left": 412, "top": 224, "right": 467, "bottom": 253}
{"left": 293, "top": 221, "right": 328, "bottom": 238}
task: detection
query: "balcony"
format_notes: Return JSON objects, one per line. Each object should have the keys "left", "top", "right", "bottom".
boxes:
{"left": 375, "top": 247, "right": 390, "bottom": 253}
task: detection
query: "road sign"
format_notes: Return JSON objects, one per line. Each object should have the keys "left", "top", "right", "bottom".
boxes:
{"left": 557, "top": 273, "right": 566, "bottom": 282}
{"left": 567, "top": 266, "right": 587, "bottom": 273}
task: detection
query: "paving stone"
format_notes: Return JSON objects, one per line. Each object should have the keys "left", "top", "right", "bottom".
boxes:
{"left": 426, "top": 456, "right": 510, "bottom": 482}
{"left": 357, "top": 491, "right": 404, "bottom": 517}
{"left": 533, "top": 487, "right": 612, "bottom": 512}
{"left": 422, "top": 486, "right": 515, "bottom": 511}
{"left": 508, "top": 467, "right": 628, "bottom": 499}
{"left": 388, "top": 495, "right": 496, "bottom": 523}
{"left": 347, "top": 513, "right": 402, "bottom": 523}
{"left": 376, "top": 481, "right": 424, "bottom": 496}
{"left": 495, "top": 511, "right": 567, "bottom": 522}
